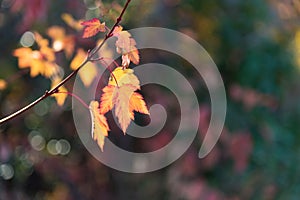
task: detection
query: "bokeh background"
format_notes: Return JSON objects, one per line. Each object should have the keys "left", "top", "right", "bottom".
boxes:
{"left": 1, "top": 0, "right": 300, "bottom": 199}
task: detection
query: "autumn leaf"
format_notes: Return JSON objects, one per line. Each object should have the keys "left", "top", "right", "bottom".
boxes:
{"left": 97, "top": 39, "right": 114, "bottom": 59}
{"left": 70, "top": 49, "right": 97, "bottom": 87}
{"left": 108, "top": 67, "right": 140, "bottom": 89}
{"left": 112, "top": 84, "right": 136, "bottom": 133}
{"left": 61, "top": 13, "right": 83, "bottom": 31}
{"left": 113, "top": 26, "right": 140, "bottom": 66}
{"left": 99, "top": 85, "right": 114, "bottom": 114}
{"left": 81, "top": 18, "right": 106, "bottom": 38}
{"left": 47, "top": 26, "right": 75, "bottom": 57}
{"left": 98, "top": 67, "right": 149, "bottom": 133}
{"left": 129, "top": 92, "right": 149, "bottom": 119}
{"left": 100, "top": 84, "right": 149, "bottom": 133}
{"left": 13, "top": 45, "right": 58, "bottom": 78}
{"left": 89, "top": 101, "right": 110, "bottom": 151}
{"left": 51, "top": 77, "right": 68, "bottom": 106}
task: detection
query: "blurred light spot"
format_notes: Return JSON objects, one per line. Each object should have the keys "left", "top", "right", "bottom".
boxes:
{"left": 32, "top": 50, "right": 42, "bottom": 59}
{"left": 30, "top": 135, "right": 46, "bottom": 151}
{"left": 57, "top": 139, "right": 71, "bottom": 155}
{"left": 0, "top": 164, "right": 14, "bottom": 180}
{"left": 20, "top": 31, "right": 35, "bottom": 47}
{"left": 1, "top": 0, "right": 14, "bottom": 9}
{"left": 24, "top": 114, "right": 41, "bottom": 130}
{"left": 47, "top": 139, "right": 59, "bottom": 155}
{"left": 34, "top": 101, "right": 49, "bottom": 116}
{"left": 53, "top": 40, "right": 64, "bottom": 52}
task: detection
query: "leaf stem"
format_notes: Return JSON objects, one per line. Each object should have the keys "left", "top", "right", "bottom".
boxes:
{"left": 56, "top": 91, "right": 89, "bottom": 109}
{"left": 0, "top": 0, "right": 131, "bottom": 124}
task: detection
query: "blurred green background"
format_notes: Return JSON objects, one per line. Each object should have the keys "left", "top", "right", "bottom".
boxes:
{"left": 1, "top": 0, "right": 300, "bottom": 199}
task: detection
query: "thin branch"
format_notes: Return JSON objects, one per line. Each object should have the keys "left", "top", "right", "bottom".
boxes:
{"left": 0, "top": 0, "right": 131, "bottom": 124}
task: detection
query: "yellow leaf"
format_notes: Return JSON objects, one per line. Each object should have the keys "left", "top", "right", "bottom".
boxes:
{"left": 61, "top": 13, "right": 83, "bottom": 31}
{"left": 112, "top": 84, "right": 137, "bottom": 133}
{"left": 108, "top": 67, "right": 140, "bottom": 89}
{"left": 89, "top": 101, "right": 110, "bottom": 151}
{"left": 70, "top": 49, "right": 85, "bottom": 70}
{"left": 51, "top": 78, "right": 68, "bottom": 106}
{"left": 47, "top": 26, "right": 75, "bottom": 56}
{"left": 13, "top": 47, "right": 33, "bottom": 68}
{"left": 13, "top": 47, "right": 58, "bottom": 78}
{"left": 71, "top": 49, "right": 97, "bottom": 87}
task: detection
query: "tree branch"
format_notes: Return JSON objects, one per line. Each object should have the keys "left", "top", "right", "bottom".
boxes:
{"left": 0, "top": 0, "right": 131, "bottom": 124}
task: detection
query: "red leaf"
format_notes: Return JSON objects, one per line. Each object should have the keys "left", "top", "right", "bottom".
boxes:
{"left": 81, "top": 18, "right": 106, "bottom": 38}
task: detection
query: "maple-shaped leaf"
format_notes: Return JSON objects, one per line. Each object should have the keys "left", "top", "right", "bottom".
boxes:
{"left": 129, "top": 92, "right": 149, "bottom": 119}
{"left": 99, "top": 85, "right": 114, "bottom": 114}
{"left": 98, "top": 67, "right": 149, "bottom": 133}
{"left": 113, "top": 84, "right": 136, "bottom": 133}
{"left": 70, "top": 49, "right": 97, "bottom": 87}
{"left": 81, "top": 18, "right": 106, "bottom": 38}
{"left": 51, "top": 77, "right": 68, "bottom": 106}
{"left": 13, "top": 46, "right": 58, "bottom": 78}
{"left": 101, "top": 85, "right": 149, "bottom": 133}
{"left": 89, "top": 101, "right": 110, "bottom": 151}
{"left": 113, "top": 26, "right": 140, "bottom": 66}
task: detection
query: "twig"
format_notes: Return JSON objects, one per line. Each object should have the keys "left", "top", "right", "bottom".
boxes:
{"left": 0, "top": 0, "right": 131, "bottom": 124}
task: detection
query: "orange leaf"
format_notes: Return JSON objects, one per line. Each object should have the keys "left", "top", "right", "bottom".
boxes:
{"left": 129, "top": 92, "right": 149, "bottom": 119}
{"left": 98, "top": 67, "right": 149, "bottom": 133}
{"left": 128, "top": 47, "right": 140, "bottom": 65}
{"left": 81, "top": 18, "right": 106, "bottom": 38}
{"left": 89, "top": 101, "right": 110, "bottom": 151}
{"left": 99, "top": 85, "right": 115, "bottom": 114}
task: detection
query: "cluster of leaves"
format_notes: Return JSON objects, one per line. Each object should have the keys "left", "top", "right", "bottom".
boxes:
{"left": 13, "top": 15, "right": 149, "bottom": 151}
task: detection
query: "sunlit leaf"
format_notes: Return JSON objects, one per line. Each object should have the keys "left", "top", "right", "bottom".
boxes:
{"left": 61, "top": 13, "right": 83, "bottom": 31}
{"left": 98, "top": 67, "right": 149, "bottom": 133}
{"left": 81, "top": 18, "right": 106, "bottom": 38}
{"left": 113, "top": 26, "right": 140, "bottom": 66}
{"left": 112, "top": 84, "right": 137, "bottom": 133}
{"left": 99, "top": 85, "right": 114, "bottom": 114}
{"left": 129, "top": 92, "right": 149, "bottom": 119}
{"left": 47, "top": 26, "right": 75, "bottom": 57}
{"left": 89, "top": 100, "right": 110, "bottom": 151}
{"left": 51, "top": 77, "right": 68, "bottom": 106}
{"left": 108, "top": 67, "right": 140, "bottom": 89}
{"left": 70, "top": 49, "right": 97, "bottom": 87}
{"left": 13, "top": 46, "right": 58, "bottom": 78}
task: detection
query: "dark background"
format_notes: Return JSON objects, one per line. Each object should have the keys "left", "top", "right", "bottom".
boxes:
{"left": 0, "top": 0, "right": 300, "bottom": 199}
